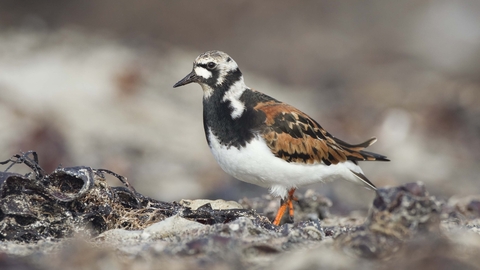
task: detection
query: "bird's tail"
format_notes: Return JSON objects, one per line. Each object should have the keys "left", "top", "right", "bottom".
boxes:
{"left": 333, "top": 137, "right": 390, "bottom": 162}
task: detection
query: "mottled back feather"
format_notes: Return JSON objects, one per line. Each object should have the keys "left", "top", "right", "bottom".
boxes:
{"left": 254, "top": 100, "right": 389, "bottom": 165}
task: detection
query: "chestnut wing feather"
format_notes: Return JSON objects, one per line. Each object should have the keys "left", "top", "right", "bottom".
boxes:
{"left": 254, "top": 101, "right": 371, "bottom": 165}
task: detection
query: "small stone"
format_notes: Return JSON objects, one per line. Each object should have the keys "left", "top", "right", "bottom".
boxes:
{"left": 179, "top": 199, "right": 243, "bottom": 210}
{"left": 141, "top": 215, "right": 205, "bottom": 240}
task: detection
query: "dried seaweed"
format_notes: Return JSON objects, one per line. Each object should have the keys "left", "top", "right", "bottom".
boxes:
{"left": 0, "top": 152, "right": 259, "bottom": 242}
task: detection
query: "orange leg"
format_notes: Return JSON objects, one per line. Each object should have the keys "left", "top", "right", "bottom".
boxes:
{"left": 287, "top": 188, "right": 297, "bottom": 218}
{"left": 273, "top": 201, "right": 288, "bottom": 226}
{"left": 273, "top": 188, "right": 297, "bottom": 226}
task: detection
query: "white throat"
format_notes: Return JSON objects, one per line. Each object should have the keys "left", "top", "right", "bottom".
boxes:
{"left": 201, "top": 84, "right": 214, "bottom": 99}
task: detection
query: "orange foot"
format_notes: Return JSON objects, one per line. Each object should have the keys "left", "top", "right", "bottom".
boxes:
{"left": 273, "top": 188, "right": 298, "bottom": 226}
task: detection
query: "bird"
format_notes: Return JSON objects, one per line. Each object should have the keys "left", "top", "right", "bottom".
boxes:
{"left": 173, "top": 50, "right": 389, "bottom": 226}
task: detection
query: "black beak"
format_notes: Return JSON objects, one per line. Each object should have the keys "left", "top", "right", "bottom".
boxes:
{"left": 173, "top": 70, "right": 198, "bottom": 88}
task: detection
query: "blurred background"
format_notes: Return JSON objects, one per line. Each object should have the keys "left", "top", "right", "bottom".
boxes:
{"left": 0, "top": 0, "right": 479, "bottom": 214}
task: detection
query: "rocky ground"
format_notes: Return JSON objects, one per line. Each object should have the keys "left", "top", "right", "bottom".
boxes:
{"left": 1, "top": 152, "right": 480, "bottom": 270}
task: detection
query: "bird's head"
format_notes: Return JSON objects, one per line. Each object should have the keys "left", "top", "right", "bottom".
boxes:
{"left": 173, "top": 50, "right": 244, "bottom": 98}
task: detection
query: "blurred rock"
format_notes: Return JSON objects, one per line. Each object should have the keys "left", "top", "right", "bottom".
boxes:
{"left": 448, "top": 195, "right": 480, "bottom": 219}
{"left": 337, "top": 182, "right": 441, "bottom": 259}
{"left": 379, "top": 232, "right": 480, "bottom": 270}
{"left": 0, "top": 252, "right": 42, "bottom": 270}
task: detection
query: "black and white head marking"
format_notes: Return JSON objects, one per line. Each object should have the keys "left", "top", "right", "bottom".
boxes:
{"left": 193, "top": 51, "right": 241, "bottom": 97}
{"left": 174, "top": 50, "right": 248, "bottom": 119}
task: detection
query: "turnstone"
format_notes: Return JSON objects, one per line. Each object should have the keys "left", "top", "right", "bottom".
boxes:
{"left": 173, "top": 50, "right": 389, "bottom": 225}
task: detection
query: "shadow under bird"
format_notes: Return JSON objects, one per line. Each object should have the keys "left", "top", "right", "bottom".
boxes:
{"left": 173, "top": 50, "right": 389, "bottom": 226}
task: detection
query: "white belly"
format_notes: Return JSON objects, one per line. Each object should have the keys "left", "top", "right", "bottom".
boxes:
{"left": 207, "top": 129, "right": 362, "bottom": 198}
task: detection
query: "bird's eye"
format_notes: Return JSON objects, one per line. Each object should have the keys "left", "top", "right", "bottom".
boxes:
{"left": 207, "top": 62, "right": 216, "bottom": 69}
